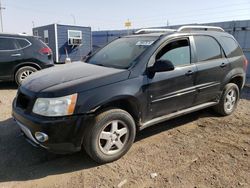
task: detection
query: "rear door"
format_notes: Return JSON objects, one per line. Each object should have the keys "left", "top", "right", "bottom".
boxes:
{"left": 192, "top": 35, "right": 230, "bottom": 105}
{"left": 0, "top": 37, "right": 24, "bottom": 79}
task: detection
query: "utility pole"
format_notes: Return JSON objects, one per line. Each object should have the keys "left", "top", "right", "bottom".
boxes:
{"left": 0, "top": 0, "right": 5, "bottom": 32}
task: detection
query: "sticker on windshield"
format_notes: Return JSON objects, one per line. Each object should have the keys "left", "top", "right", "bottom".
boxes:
{"left": 136, "top": 41, "right": 154, "bottom": 46}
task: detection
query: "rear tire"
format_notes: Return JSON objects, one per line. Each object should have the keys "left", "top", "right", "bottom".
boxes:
{"left": 213, "top": 83, "right": 239, "bottom": 116}
{"left": 83, "top": 109, "right": 136, "bottom": 164}
{"left": 15, "top": 66, "right": 38, "bottom": 85}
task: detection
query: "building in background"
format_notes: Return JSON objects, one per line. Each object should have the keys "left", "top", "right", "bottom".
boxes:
{"left": 33, "top": 24, "right": 92, "bottom": 63}
{"left": 92, "top": 20, "right": 250, "bottom": 83}
{"left": 92, "top": 29, "right": 136, "bottom": 51}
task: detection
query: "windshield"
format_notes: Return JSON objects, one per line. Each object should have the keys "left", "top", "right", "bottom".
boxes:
{"left": 87, "top": 37, "right": 157, "bottom": 69}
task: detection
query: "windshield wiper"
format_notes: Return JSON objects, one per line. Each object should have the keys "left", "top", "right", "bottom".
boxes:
{"left": 94, "top": 63, "right": 105, "bottom": 67}
{"left": 93, "top": 63, "right": 126, "bottom": 69}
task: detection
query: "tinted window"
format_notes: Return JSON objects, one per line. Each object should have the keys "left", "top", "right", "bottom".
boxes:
{"left": 220, "top": 36, "right": 243, "bottom": 58}
{"left": 194, "top": 36, "right": 222, "bottom": 62}
{"left": 0, "top": 38, "right": 18, "bottom": 51}
{"left": 156, "top": 39, "right": 190, "bottom": 66}
{"left": 17, "top": 39, "right": 30, "bottom": 48}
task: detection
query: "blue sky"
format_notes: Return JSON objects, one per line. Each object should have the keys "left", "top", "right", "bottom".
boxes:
{"left": 1, "top": 0, "right": 250, "bottom": 34}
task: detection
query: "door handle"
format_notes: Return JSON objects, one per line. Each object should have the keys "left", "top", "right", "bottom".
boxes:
{"left": 220, "top": 62, "right": 227, "bottom": 68}
{"left": 185, "top": 70, "right": 194, "bottom": 76}
{"left": 11, "top": 53, "right": 21, "bottom": 57}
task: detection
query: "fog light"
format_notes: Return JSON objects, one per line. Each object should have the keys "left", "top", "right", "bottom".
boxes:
{"left": 35, "top": 132, "right": 49, "bottom": 143}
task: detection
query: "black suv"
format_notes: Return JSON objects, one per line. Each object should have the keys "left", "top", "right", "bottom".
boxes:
{"left": 12, "top": 26, "right": 248, "bottom": 163}
{"left": 0, "top": 33, "right": 54, "bottom": 85}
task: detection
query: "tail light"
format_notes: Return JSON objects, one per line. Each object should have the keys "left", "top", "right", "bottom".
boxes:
{"left": 243, "top": 56, "right": 248, "bottom": 72}
{"left": 39, "top": 47, "right": 52, "bottom": 55}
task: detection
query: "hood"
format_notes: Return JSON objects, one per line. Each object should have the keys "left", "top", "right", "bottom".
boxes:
{"left": 21, "top": 62, "right": 130, "bottom": 97}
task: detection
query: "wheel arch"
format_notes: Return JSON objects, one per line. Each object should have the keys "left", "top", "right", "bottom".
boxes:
{"left": 13, "top": 62, "right": 41, "bottom": 79}
{"left": 228, "top": 75, "right": 245, "bottom": 90}
{"left": 223, "top": 68, "right": 245, "bottom": 90}
{"left": 90, "top": 96, "right": 142, "bottom": 130}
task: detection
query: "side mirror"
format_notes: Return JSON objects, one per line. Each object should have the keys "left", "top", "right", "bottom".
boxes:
{"left": 149, "top": 59, "right": 175, "bottom": 73}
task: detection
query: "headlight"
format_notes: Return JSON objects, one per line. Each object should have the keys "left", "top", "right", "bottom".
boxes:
{"left": 32, "top": 94, "right": 77, "bottom": 117}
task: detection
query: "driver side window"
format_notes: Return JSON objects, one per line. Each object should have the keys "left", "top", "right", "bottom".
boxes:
{"left": 156, "top": 39, "right": 191, "bottom": 67}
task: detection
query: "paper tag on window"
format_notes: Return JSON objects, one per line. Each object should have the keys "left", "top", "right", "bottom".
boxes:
{"left": 136, "top": 41, "right": 154, "bottom": 46}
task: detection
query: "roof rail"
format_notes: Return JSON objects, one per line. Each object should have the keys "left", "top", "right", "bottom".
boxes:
{"left": 18, "top": 33, "right": 29, "bottom": 36}
{"left": 0, "top": 32, "right": 31, "bottom": 36}
{"left": 177, "top": 25, "right": 225, "bottom": 32}
{"left": 135, "top": 28, "right": 176, "bottom": 34}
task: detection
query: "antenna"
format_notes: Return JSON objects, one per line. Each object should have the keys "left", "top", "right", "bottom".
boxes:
{"left": 0, "top": 0, "right": 5, "bottom": 32}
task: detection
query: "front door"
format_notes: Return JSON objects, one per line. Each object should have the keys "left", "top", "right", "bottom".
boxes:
{"left": 145, "top": 37, "right": 197, "bottom": 121}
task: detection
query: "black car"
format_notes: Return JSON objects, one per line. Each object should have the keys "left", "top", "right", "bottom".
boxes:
{"left": 0, "top": 33, "right": 54, "bottom": 85}
{"left": 12, "top": 26, "right": 248, "bottom": 163}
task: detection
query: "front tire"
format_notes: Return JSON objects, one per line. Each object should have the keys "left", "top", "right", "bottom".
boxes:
{"left": 15, "top": 66, "right": 38, "bottom": 85}
{"left": 83, "top": 109, "right": 136, "bottom": 164}
{"left": 213, "top": 83, "right": 240, "bottom": 116}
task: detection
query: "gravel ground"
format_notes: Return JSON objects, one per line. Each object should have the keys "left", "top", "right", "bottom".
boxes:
{"left": 0, "top": 82, "right": 249, "bottom": 188}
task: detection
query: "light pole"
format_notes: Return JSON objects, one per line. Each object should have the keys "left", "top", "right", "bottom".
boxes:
{"left": 0, "top": 0, "right": 5, "bottom": 32}
{"left": 167, "top": 20, "right": 169, "bottom": 27}
{"left": 71, "top": 14, "right": 76, "bottom": 25}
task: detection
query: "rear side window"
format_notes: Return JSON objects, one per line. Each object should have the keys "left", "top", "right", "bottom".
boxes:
{"left": 17, "top": 39, "right": 31, "bottom": 48}
{"left": 194, "top": 36, "right": 222, "bottom": 62}
{"left": 156, "top": 39, "right": 191, "bottom": 67}
{"left": 0, "top": 38, "right": 18, "bottom": 51}
{"left": 36, "top": 38, "right": 50, "bottom": 48}
{"left": 220, "top": 36, "right": 243, "bottom": 58}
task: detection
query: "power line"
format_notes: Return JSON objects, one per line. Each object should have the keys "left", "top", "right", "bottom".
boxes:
{"left": 84, "top": 3, "right": 250, "bottom": 29}
{"left": 137, "top": 9, "right": 250, "bottom": 26}
{"left": 2, "top": 1, "right": 250, "bottom": 32}
{"left": 0, "top": 0, "right": 6, "bottom": 32}
{"left": 133, "top": 1, "right": 250, "bottom": 22}
{"left": 4, "top": 1, "right": 250, "bottom": 24}
{"left": 95, "top": 9, "right": 250, "bottom": 30}
{"left": 130, "top": 6, "right": 250, "bottom": 24}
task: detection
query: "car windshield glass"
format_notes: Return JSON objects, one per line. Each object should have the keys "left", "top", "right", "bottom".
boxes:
{"left": 87, "top": 37, "right": 157, "bottom": 69}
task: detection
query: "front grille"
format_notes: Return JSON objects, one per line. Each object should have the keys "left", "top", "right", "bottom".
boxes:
{"left": 16, "top": 92, "right": 31, "bottom": 110}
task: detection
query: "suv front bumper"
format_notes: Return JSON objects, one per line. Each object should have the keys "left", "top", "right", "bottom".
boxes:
{"left": 12, "top": 107, "right": 93, "bottom": 154}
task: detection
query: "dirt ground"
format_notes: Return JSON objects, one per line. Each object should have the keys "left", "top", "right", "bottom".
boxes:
{"left": 0, "top": 82, "right": 249, "bottom": 188}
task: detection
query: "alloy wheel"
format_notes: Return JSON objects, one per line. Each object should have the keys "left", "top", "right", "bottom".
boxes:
{"left": 20, "top": 70, "right": 35, "bottom": 82}
{"left": 98, "top": 120, "right": 129, "bottom": 155}
{"left": 224, "top": 88, "right": 237, "bottom": 113}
